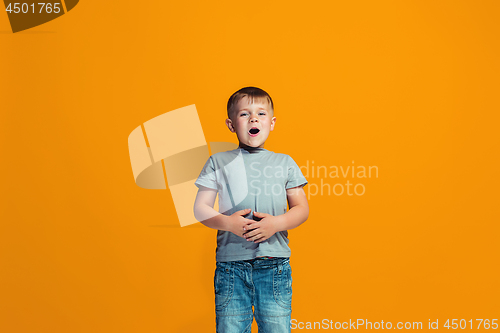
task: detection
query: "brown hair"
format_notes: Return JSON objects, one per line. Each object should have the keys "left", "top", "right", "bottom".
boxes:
{"left": 227, "top": 87, "right": 274, "bottom": 119}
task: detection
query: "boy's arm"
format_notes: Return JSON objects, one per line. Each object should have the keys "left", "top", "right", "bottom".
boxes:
{"left": 193, "top": 186, "right": 251, "bottom": 238}
{"left": 276, "top": 185, "right": 309, "bottom": 231}
{"left": 243, "top": 185, "right": 309, "bottom": 243}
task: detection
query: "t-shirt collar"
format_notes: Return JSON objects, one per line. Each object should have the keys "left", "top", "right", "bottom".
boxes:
{"left": 237, "top": 146, "right": 268, "bottom": 154}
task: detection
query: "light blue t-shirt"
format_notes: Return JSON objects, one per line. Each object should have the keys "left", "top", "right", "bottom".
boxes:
{"left": 195, "top": 147, "right": 308, "bottom": 262}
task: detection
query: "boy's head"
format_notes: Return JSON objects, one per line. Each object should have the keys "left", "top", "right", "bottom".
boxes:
{"left": 226, "top": 87, "right": 276, "bottom": 149}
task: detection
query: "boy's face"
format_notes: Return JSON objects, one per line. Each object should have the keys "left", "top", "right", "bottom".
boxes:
{"left": 226, "top": 96, "right": 276, "bottom": 149}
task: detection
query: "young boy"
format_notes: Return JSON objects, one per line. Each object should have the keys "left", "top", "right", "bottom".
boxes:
{"left": 193, "top": 87, "right": 309, "bottom": 332}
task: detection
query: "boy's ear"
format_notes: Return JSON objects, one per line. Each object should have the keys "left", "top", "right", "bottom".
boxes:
{"left": 270, "top": 116, "right": 277, "bottom": 131}
{"left": 225, "top": 118, "right": 236, "bottom": 133}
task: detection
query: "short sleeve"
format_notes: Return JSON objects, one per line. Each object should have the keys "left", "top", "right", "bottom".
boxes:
{"left": 195, "top": 156, "right": 218, "bottom": 190}
{"left": 286, "top": 155, "right": 308, "bottom": 189}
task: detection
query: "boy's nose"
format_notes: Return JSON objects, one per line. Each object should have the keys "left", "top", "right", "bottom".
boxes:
{"left": 250, "top": 117, "right": 259, "bottom": 123}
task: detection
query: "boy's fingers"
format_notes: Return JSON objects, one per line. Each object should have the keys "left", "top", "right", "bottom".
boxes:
{"left": 244, "top": 231, "right": 253, "bottom": 238}
{"left": 254, "top": 211, "right": 268, "bottom": 217}
{"left": 246, "top": 231, "right": 261, "bottom": 240}
{"left": 253, "top": 235, "right": 265, "bottom": 243}
{"left": 235, "top": 208, "right": 251, "bottom": 216}
{"left": 244, "top": 222, "right": 259, "bottom": 231}
{"left": 245, "top": 229, "right": 259, "bottom": 236}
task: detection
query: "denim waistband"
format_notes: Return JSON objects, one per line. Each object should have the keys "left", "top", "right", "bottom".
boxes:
{"left": 220, "top": 257, "right": 290, "bottom": 269}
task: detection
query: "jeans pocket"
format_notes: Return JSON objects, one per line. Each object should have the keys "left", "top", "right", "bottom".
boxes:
{"left": 215, "top": 262, "right": 233, "bottom": 312}
{"left": 273, "top": 260, "right": 292, "bottom": 309}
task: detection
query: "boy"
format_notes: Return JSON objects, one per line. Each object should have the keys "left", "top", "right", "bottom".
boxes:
{"left": 193, "top": 87, "right": 309, "bottom": 332}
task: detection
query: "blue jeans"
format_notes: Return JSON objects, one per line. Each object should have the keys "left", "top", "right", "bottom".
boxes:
{"left": 214, "top": 257, "right": 292, "bottom": 333}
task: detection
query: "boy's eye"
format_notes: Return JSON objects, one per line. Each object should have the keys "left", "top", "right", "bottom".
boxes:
{"left": 259, "top": 112, "right": 266, "bottom": 115}
{"left": 240, "top": 113, "right": 248, "bottom": 117}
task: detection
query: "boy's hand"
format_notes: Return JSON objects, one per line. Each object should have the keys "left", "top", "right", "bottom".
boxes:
{"left": 243, "top": 211, "right": 278, "bottom": 243}
{"left": 227, "top": 209, "right": 252, "bottom": 238}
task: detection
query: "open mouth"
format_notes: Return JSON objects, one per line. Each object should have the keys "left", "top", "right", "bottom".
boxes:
{"left": 248, "top": 127, "right": 260, "bottom": 136}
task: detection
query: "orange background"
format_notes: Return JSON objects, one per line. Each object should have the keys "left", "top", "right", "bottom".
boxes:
{"left": 1, "top": 1, "right": 499, "bottom": 332}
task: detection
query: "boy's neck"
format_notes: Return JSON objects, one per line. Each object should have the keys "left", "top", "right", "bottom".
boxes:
{"left": 238, "top": 143, "right": 267, "bottom": 152}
